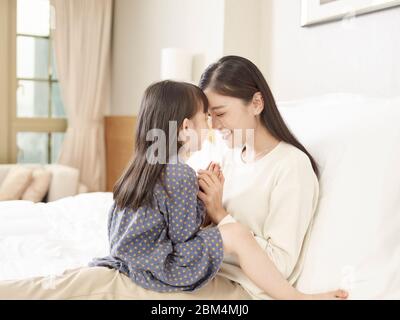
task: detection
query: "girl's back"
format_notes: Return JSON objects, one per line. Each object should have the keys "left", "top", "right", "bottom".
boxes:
{"left": 90, "top": 162, "right": 224, "bottom": 292}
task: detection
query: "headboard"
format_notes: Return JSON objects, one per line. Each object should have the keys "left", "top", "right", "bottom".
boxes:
{"left": 104, "top": 116, "right": 137, "bottom": 192}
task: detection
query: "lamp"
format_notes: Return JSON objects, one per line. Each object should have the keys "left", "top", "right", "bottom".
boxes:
{"left": 160, "top": 48, "right": 193, "bottom": 82}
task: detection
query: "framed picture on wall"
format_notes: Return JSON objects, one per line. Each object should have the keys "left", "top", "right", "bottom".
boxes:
{"left": 301, "top": 0, "right": 400, "bottom": 27}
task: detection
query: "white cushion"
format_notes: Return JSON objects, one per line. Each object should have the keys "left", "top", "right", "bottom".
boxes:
{"left": 0, "top": 167, "right": 33, "bottom": 201}
{"left": 278, "top": 94, "right": 400, "bottom": 299}
{"left": 43, "top": 164, "right": 80, "bottom": 202}
{"left": 0, "top": 164, "right": 81, "bottom": 202}
{"left": 21, "top": 168, "right": 52, "bottom": 203}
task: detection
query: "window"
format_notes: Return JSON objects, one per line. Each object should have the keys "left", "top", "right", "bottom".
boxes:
{"left": 3, "top": 0, "right": 67, "bottom": 164}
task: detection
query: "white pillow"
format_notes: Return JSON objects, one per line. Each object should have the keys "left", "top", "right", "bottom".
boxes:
{"left": 278, "top": 94, "right": 400, "bottom": 299}
{"left": 21, "top": 168, "right": 52, "bottom": 203}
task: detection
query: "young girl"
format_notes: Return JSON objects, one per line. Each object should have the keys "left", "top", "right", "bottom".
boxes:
{"left": 89, "top": 80, "right": 347, "bottom": 300}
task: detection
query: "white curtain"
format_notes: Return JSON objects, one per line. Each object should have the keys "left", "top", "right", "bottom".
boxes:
{"left": 51, "top": 0, "right": 113, "bottom": 191}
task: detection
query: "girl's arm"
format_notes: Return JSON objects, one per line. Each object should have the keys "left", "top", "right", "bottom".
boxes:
{"left": 163, "top": 164, "right": 206, "bottom": 244}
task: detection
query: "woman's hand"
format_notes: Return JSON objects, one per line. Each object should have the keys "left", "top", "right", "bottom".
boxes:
{"left": 197, "top": 165, "right": 228, "bottom": 224}
{"left": 206, "top": 162, "right": 224, "bottom": 183}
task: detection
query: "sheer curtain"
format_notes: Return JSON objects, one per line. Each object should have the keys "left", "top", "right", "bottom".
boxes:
{"left": 51, "top": 0, "right": 113, "bottom": 191}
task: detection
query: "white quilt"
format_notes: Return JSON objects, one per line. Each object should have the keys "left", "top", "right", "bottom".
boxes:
{"left": 0, "top": 192, "right": 113, "bottom": 281}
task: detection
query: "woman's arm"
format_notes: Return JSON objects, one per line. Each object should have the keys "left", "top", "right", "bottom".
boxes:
{"left": 199, "top": 155, "right": 319, "bottom": 278}
{"left": 197, "top": 168, "right": 345, "bottom": 300}
{"left": 254, "top": 155, "right": 319, "bottom": 278}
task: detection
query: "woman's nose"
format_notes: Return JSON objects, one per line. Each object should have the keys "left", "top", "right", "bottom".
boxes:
{"left": 210, "top": 116, "right": 222, "bottom": 130}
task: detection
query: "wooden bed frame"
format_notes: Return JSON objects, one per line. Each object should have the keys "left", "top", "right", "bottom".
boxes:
{"left": 104, "top": 116, "right": 137, "bottom": 192}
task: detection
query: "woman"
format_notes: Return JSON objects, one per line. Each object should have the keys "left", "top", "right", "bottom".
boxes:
{"left": 0, "top": 56, "right": 345, "bottom": 300}
{"left": 196, "top": 55, "right": 325, "bottom": 299}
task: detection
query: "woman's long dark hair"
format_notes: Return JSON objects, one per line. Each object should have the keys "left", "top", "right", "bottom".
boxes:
{"left": 199, "top": 55, "right": 319, "bottom": 177}
{"left": 113, "top": 80, "right": 208, "bottom": 211}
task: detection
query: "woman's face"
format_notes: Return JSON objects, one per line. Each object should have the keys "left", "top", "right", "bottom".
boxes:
{"left": 204, "top": 89, "right": 258, "bottom": 148}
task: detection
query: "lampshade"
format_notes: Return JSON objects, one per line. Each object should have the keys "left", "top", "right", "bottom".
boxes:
{"left": 160, "top": 48, "right": 193, "bottom": 82}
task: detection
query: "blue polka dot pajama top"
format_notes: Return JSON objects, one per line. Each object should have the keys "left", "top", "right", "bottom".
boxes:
{"left": 89, "top": 163, "right": 224, "bottom": 292}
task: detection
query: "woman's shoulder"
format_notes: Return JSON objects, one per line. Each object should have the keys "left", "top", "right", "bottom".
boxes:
{"left": 278, "top": 141, "right": 312, "bottom": 165}
{"left": 274, "top": 141, "right": 318, "bottom": 180}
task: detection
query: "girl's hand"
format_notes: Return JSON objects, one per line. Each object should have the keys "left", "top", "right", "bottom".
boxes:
{"left": 206, "top": 162, "right": 224, "bottom": 183}
{"left": 197, "top": 169, "right": 227, "bottom": 224}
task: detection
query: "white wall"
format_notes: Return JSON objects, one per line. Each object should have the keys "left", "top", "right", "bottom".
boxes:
{"left": 111, "top": 0, "right": 400, "bottom": 115}
{"left": 110, "top": 0, "right": 264, "bottom": 116}
{"left": 259, "top": 0, "right": 400, "bottom": 101}
{"left": 223, "top": 0, "right": 262, "bottom": 67}
{"left": 111, "top": 0, "right": 225, "bottom": 116}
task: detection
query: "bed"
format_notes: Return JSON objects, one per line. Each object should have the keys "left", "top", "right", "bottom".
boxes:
{"left": 1, "top": 94, "right": 399, "bottom": 299}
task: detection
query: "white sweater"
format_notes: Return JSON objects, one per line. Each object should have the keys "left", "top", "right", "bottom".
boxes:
{"left": 216, "top": 141, "right": 319, "bottom": 300}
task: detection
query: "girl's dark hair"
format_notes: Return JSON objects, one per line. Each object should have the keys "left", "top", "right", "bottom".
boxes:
{"left": 199, "top": 55, "right": 319, "bottom": 177}
{"left": 113, "top": 80, "right": 208, "bottom": 211}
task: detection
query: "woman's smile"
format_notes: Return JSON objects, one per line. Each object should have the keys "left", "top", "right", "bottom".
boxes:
{"left": 220, "top": 128, "right": 232, "bottom": 141}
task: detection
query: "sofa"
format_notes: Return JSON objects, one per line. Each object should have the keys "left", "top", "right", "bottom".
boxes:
{"left": 0, "top": 164, "right": 88, "bottom": 202}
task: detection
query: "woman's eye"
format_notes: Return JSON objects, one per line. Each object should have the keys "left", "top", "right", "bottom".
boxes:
{"left": 216, "top": 113, "right": 224, "bottom": 117}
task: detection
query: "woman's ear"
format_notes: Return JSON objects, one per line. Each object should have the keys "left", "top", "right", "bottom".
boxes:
{"left": 252, "top": 92, "right": 264, "bottom": 115}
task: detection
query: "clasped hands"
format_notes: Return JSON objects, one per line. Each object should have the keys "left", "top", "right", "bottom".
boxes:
{"left": 197, "top": 162, "right": 228, "bottom": 227}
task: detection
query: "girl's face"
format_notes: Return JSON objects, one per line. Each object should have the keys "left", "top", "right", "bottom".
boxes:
{"left": 204, "top": 89, "right": 262, "bottom": 148}
{"left": 179, "top": 105, "right": 210, "bottom": 154}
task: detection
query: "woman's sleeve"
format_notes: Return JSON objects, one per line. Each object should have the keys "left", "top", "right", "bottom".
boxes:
{"left": 164, "top": 164, "right": 205, "bottom": 244}
{"left": 218, "top": 155, "right": 319, "bottom": 279}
